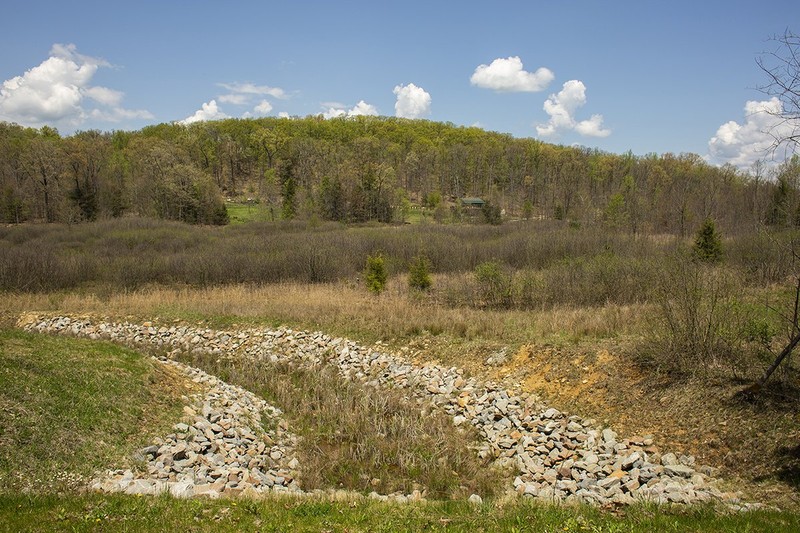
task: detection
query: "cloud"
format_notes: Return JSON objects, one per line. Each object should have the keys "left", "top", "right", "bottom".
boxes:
{"left": 218, "top": 93, "right": 249, "bottom": 105}
{"left": 84, "top": 86, "right": 124, "bottom": 107}
{"left": 322, "top": 100, "right": 378, "bottom": 119}
{"left": 0, "top": 43, "right": 151, "bottom": 127}
{"left": 393, "top": 83, "right": 431, "bottom": 119}
{"left": 470, "top": 56, "right": 554, "bottom": 92}
{"left": 707, "top": 97, "right": 794, "bottom": 168}
{"left": 536, "top": 80, "right": 610, "bottom": 138}
{"left": 278, "top": 112, "right": 290, "bottom": 119}
{"left": 348, "top": 100, "right": 378, "bottom": 116}
{"left": 217, "top": 82, "right": 287, "bottom": 105}
{"left": 217, "top": 82, "right": 288, "bottom": 115}
{"left": 322, "top": 107, "right": 346, "bottom": 119}
{"left": 179, "top": 100, "right": 228, "bottom": 124}
{"left": 253, "top": 100, "right": 273, "bottom": 115}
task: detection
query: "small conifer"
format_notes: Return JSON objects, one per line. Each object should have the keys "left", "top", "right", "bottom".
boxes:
{"left": 365, "top": 253, "right": 388, "bottom": 293}
{"left": 693, "top": 218, "right": 723, "bottom": 262}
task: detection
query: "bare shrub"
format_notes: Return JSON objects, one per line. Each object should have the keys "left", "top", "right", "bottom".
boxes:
{"left": 474, "top": 261, "right": 512, "bottom": 308}
{"left": 647, "top": 256, "right": 754, "bottom": 376}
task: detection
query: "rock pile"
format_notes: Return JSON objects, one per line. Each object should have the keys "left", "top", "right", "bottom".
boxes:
{"left": 89, "top": 357, "right": 301, "bottom": 499}
{"left": 24, "top": 315, "right": 747, "bottom": 507}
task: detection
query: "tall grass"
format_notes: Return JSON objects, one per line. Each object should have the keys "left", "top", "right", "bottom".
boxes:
{"left": 3, "top": 283, "right": 649, "bottom": 351}
{"left": 185, "top": 353, "right": 501, "bottom": 498}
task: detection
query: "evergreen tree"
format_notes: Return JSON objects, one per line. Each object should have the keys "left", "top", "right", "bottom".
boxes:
{"left": 365, "top": 253, "right": 388, "bottom": 294}
{"left": 281, "top": 177, "right": 296, "bottom": 220}
{"left": 693, "top": 218, "right": 723, "bottom": 262}
{"left": 408, "top": 255, "right": 432, "bottom": 291}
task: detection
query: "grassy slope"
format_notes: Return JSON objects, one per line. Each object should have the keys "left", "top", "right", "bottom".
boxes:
{"left": 2, "top": 494, "right": 799, "bottom": 533}
{"left": 0, "top": 329, "right": 187, "bottom": 493}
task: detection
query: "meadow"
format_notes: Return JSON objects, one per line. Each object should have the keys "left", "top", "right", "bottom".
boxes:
{"left": 2, "top": 215, "right": 800, "bottom": 530}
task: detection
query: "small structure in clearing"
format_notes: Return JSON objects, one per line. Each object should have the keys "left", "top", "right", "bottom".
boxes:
{"left": 459, "top": 197, "right": 485, "bottom": 209}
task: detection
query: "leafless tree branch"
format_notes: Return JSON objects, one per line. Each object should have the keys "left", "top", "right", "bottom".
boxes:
{"left": 756, "top": 29, "right": 800, "bottom": 157}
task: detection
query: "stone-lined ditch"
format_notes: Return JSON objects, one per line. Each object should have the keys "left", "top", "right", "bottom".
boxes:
{"left": 21, "top": 315, "right": 752, "bottom": 508}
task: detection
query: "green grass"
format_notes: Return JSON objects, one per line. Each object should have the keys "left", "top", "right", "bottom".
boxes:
{"left": 2, "top": 493, "right": 798, "bottom": 532}
{"left": 0, "top": 329, "right": 185, "bottom": 493}
{"left": 225, "top": 201, "right": 275, "bottom": 224}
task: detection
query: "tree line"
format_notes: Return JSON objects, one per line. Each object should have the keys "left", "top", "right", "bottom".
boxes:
{"left": 1, "top": 115, "right": 798, "bottom": 234}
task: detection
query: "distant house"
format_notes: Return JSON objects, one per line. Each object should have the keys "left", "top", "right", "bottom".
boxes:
{"left": 459, "top": 197, "right": 485, "bottom": 209}
{"left": 458, "top": 197, "right": 486, "bottom": 221}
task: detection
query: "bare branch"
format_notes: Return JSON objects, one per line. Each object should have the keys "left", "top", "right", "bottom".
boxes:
{"left": 756, "top": 29, "right": 800, "bottom": 157}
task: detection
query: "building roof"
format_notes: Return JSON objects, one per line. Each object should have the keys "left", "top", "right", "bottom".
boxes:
{"left": 460, "top": 197, "right": 485, "bottom": 206}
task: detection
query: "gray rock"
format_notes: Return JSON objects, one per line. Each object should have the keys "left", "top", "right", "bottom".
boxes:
{"left": 664, "top": 464, "right": 695, "bottom": 478}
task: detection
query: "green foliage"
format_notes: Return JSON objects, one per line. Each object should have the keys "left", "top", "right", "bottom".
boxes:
{"left": 474, "top": 261, "right": 512, "bottom": 308}
{"left": 433, "top": 203, "right": 449, "bottom": 223}
{"left": 408, "top": 255, "right": 432, "bottom": 291}
{"left": 0, "top": 115, "right": 788, "bottom": 232}
{"left": 693, "top": 218, "right": 723, "bottom": 262}
{"left": 281, "top": 177, "right": 297, "bottom": 220}
{"left": 521, "top": 199, "right": 533, "bottom": 220}
{"left": 424, "top": 190, "right": 442, "bottom": 209}
{"left": 603, "top": 193, "right": 627, "bottom": 230}
{"left": 69, "top": 181, "right": 98, "bottom": 221}
{"left": 318, "top": 175, "right": 346, "bottom": 222}
{"left": 481, "top": 201, "right": 502, "bottom": 225}
{"left": 365, "top": 253, "right": 388, "bottom": 294}
{"left": 394, "top": 187, "right": 412, "bottom": 223}
{"left": 0, "top": 186, "right": 25, "bottom": 223}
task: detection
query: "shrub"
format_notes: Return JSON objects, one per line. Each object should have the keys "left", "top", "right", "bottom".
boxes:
{"left": 481, "top": 201, "right": 502, "bottom": 225}
{"left": 408, "top": 255, "right": 432, "bottom": 291}
{"left": 474, "top": 261, "right": 512, "bottom": 308}
{"left": 648, "top": 256, "right": 751, "bottom": 375}
{"left": 693, "top": 218, "right": 723, "bottom": 262}
{"left": 365, "top": 253, "right": 388, "bottom": 294}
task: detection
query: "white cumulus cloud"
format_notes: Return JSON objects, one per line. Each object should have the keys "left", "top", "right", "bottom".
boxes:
{"left": 348, "top": 100, "right": 378, "bottom": 116}
{"left": 253, "top": 100, "right": 273, "bottom": 115}
{"left": 707, "top": 98, "right": 794, "bottom": 169}
{"left": 84, "top": 86, "right": 124, "bottom": 107}
{"left": 470, "top": 56, "right": 554, "bottom": 92}
{"left": 393, "top": 83, "right": 431, "bottom": 119}
{"left": 180, "top": 100, "right": 228, "bottom": 124}
{"left": 217, "top": 82, "right": 288, "bottom": 114}
{"left": 536, "top": 80, "right": 610, "bottom": 138}
{"left": 0, "top": 43, "right": 152, "bottom": 127}
{"left": 322, "top": 100, "right": 378, "bottom": 119}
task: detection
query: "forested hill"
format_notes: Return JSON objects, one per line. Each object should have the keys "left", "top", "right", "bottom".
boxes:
{"left": 1, "top": 116, "right": 797, "bottom": 234}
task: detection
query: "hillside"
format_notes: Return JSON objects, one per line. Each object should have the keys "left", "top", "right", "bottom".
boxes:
{"left": 2, "top": 117, "right": 797, "bottom": 236}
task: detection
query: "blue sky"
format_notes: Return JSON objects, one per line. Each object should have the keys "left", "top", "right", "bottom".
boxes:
{"left": 0, "top": 1, "right": 796, "bottom": 168}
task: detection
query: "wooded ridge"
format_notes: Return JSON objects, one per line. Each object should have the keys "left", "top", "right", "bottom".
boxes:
{"left": 1, "top": 116, "right": 798, "bottom": 234}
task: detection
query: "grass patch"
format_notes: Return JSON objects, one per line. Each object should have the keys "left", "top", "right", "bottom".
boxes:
{"left": 2, "top": 493, "right": 799, "bottom": 532}
{"left": 182, "top": 353, "right": 501, "bottom": 499}
{"left": 0, "top": 329, "right": 187, "bottom": 493}
{"left": 225, "top": 202, "right": 275, "bottom": 225}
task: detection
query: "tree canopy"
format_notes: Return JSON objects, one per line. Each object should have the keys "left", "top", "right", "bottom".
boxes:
{"left": 0, "top": 115, "right": 796, "bottom": 233}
